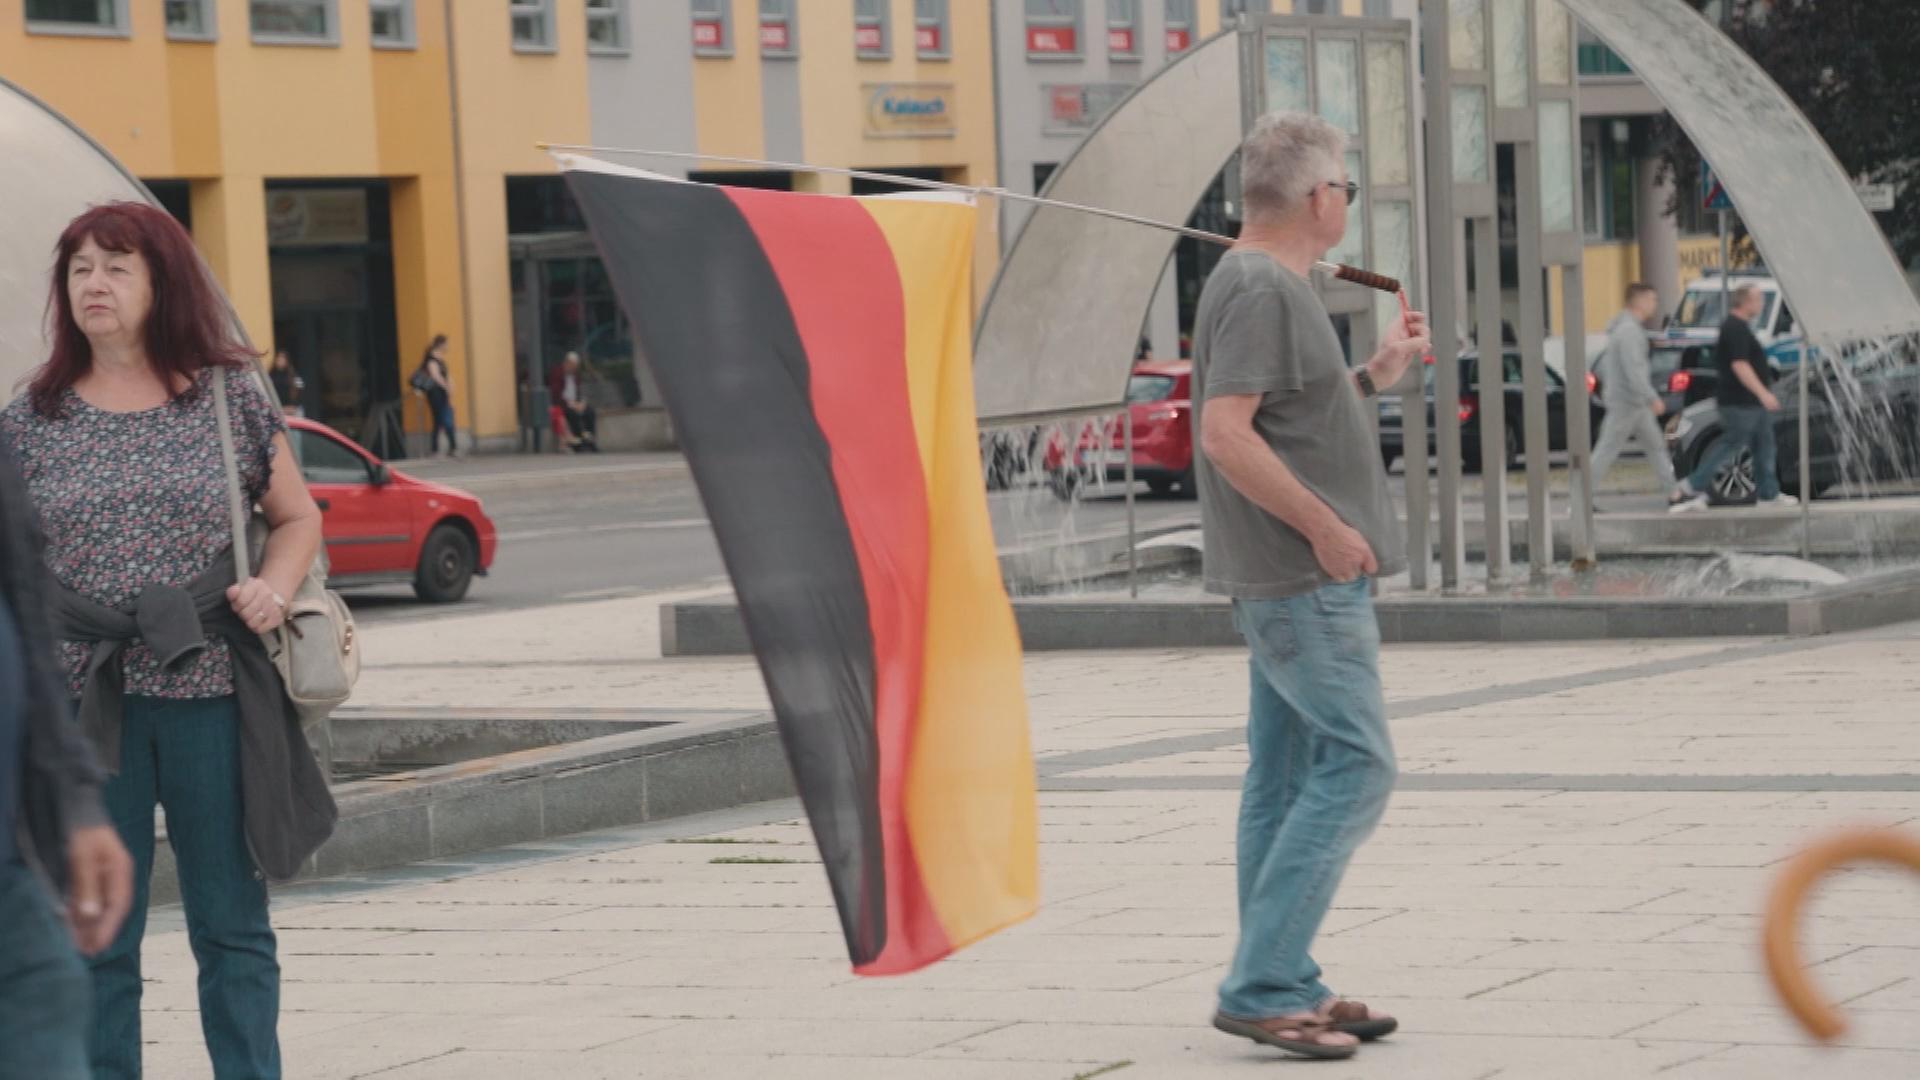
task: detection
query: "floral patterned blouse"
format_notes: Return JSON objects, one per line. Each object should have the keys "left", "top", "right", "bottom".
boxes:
{"left": 1, "top": 366, "right": 283, "bottom": 700}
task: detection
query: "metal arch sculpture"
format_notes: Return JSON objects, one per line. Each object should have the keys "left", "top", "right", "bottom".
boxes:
{"left": 1523, "top": 0, "right": 1920, "bottom": 350}
{"left": 0, "top": 78, "right": 159, "bottom": 394}
{"left": 972, "top": 29, "right": 1244, "bottom": 424}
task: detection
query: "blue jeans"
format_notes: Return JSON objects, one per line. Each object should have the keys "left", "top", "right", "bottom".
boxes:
{"left": 1687, "top": 403, "right": 1780, "bottom": 501}
{"left": 0, "top": 859, "right": 93, "bottom": 1080}
{"left": 428, "top": 390, "right": 457, "bottom": 454}
{"left": 91, "top": 697, "right": 279, "bottom": 1080}
{"left": 1219, "top": 580, "right": 1397, "bottom": 1019}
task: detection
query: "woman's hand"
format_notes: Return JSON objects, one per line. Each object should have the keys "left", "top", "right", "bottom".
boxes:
{"left": 227, "top": 577, "right": 288, "bottom": 634}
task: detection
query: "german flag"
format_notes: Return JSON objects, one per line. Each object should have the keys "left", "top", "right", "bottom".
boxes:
{"left": 561, "top": 158, "right": 1037, "bottom": 976}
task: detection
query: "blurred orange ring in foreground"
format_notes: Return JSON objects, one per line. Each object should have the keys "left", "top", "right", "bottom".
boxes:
{"left": 1763, "top": 827, "right": 1920, "bottom": 1042}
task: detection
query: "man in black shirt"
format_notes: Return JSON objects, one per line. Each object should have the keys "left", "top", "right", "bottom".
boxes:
{"left": 1670, "top": 285, "right": 1795, "bottom": 511}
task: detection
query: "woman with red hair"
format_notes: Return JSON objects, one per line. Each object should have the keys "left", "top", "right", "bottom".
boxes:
{"left": 2, "top": 201, "right": 331, "bottom": 1080}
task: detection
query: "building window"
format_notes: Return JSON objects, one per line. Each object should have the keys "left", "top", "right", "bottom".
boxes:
{"left": 1107, "top": 0, "right": 1139, "bottom": 59}
{"left": 1581, "top": 120, "right": 1638, "bottom": 242}
{"left": 25, "top": 0, "right": 126, "bottom": 35}
{"left": 759, "top": 0, "right": 796, "bottom": 56}
{"left": 1025, "top": 0, "right": 1080, "bottom": 58}
{"left": 369, "top": 0, "right": 412, "bottom": 48}
{"left": 1220, "top": 0, "right": 1267, "bottom": 20}
{"left": 511, "top": 0, "right": 554, "bottom": 52}
{"left": 1164, "top": 0, "right": 1193, "bottom": 54}
{"left": 915, "top": 0, "right": 948, "bottom": 58}
{"left": 854, "top": 0, "right": 888, "bottom": 58}
{"left": 1576, "top": 24, "right": 1632, "bottom": 76}
{"left": 586, "top": 0, "right": 626, "bottom": 53}
{"left": 250, "top": 0, "right": 335, "bottom": 44}
{"left": 693, "top": 0, "right": 731, "bottom": 55}
{"left": 1299, "top": 0, "right": 1334, "bottom": 14}
{"left": 165, "top": 0, "right": 214, "bottom": 39}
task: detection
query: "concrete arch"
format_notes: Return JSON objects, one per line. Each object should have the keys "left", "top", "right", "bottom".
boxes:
{"left": 973, "top": 1, "right": 1920, "bottom": 423}
{"left": 0, "top": 78, "right": 157, "bottom": 395}
{"left": 1561, "top": 0, "right": 1920, "bottom": 349}
{"left": 973, "top": 30, "right": 1243, "bottom": 424}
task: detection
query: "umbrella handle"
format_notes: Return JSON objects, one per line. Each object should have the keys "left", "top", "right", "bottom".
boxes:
{"left": 1762, "top": 827, "right": 1920, "bottom": 1042}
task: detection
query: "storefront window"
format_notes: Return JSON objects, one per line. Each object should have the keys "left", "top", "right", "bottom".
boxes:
{"left": 854, "top": 0, "right": 888, "bottom": 57}
{"left": 1164, "top": 0, "right": 1193, "bottom": 55}
{"left": 586, "top": 0, "right": 626, "bottom": 53}
{"left": 250, "top": 0, "right": 333, "bottom": 43}
{"left": 759, "top": 0, "right": 796, "bottom": 57}
{"left": 693, "top": 0, "right": 731, "bottom": 55}
{"left": 511, "top": 0, "right": 553, "bottom": 52}
{"left": 914, "top": 0, "right": 948, "bottom": 57}
{"left": 165, "top": 0, "right": 213, "bottom": 39}
{"left": 26, "top": 0, "right": 124, "bottom": 33}
{"left": 370, "top": 0, "right": 411, "bottom": 48}
{"left": 1107, "top": 0, "right": 1139, "bottom": 60}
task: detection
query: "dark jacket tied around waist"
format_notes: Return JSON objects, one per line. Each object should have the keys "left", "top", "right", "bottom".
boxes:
{"left": 51, "top": 552, "right": 336, "bottom": 881}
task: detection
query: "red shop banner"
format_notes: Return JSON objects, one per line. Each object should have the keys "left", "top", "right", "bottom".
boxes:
{"left": 855, "top": 22, "right": 884, "bottom": 51}
{"left": 760, "top": 21, "right": 790, "bottom": 51}
{"left": 916, "top": 24, "right": 942, "bottom": 53}
{"left": 1026, "top": 25, "right": 1077, "bottom": 54}
{"left": 1108, "top": 28, "right": 1135, "bottom": 55}
{"left": 692, "top": 19, "right": 724, "bottom": 49}
{"left": 1165, "top": 28, "right": 1191, "bottom": 53}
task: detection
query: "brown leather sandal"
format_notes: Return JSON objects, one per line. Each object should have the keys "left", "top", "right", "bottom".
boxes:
{"left": 1212, "top": 1011, "right": 1360, "bottom": 1060}
{"left": 1322, "top": 998, "right": 1398, "bottom": 1041}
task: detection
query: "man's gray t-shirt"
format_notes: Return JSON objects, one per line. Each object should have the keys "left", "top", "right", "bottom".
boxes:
{"left": 1191, "top": 251, "right": 1406, "bottom": 598}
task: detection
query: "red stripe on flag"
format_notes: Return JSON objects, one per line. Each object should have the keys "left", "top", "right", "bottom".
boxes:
{"left": 722, "top": 188, "right": 950, "bottom": 973}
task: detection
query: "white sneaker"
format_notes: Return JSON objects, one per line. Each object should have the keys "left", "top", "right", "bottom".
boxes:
{"left": 1758, "top": 493, "right": 1800, "bottom": 508}
{"left": 1668, "top": 487, "right": 1709, "bottom": 514}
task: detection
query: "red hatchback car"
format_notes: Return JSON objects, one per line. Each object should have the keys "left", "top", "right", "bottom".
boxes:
{"left": 287, "top": 417, "right": 498, "bottom": 603}
{"left": 1047, "top": 361, "right": 1196, "bottom": 499}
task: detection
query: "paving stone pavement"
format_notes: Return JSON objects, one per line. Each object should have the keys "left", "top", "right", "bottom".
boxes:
{"left": 128, "top": 599, "right": 1920, "bottom": 1078}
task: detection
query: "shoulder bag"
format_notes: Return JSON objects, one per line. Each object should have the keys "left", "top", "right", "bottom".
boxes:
{"left": 213, "top": 370, "right": 360, "bottom": 723}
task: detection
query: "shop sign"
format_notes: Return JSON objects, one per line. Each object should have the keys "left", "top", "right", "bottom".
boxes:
{"left": 266, "top": 188, "right": 369, "bottom": 248}
{"left": 865, "top": 83, "right": 956, "bottom": 138}
{"left": 1044, "top": 83, "right": 1133, "bottom": 135}
{"left": 1026, "top": 25, "right": 1077, "bottom": 55}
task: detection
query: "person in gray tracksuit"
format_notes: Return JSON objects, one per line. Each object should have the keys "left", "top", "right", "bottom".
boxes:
{"left": 1589, "top": 282, "right": 1676, "bottom": 501}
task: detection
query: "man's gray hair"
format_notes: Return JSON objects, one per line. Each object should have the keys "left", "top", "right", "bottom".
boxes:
{"left": 1239, "top": 112, "right": 1348, "bottom": 223}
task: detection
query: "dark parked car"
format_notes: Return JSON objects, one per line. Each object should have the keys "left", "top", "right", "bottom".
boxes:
{"left": 1380, "top": 351, "right": 1603, "bottom": 473}
{"left": 1666, "top": 345, "right": 1920, "bottom": 504}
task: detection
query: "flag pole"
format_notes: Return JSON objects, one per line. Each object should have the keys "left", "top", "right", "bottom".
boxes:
{"left": 541, "top": 142, "right": 1238, "bottom": 247}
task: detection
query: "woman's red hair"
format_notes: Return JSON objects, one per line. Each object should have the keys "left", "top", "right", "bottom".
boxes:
{"left": 29, "top": 201, "right": 253, "bottom": 417}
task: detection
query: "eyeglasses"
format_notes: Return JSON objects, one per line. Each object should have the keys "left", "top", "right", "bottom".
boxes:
{"left": 1315, "top": 180, "right": 1360, "bottom": 206}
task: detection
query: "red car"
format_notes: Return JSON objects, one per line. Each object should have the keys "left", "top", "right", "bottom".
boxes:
{"left": 287, "top": 417, "right": 498, "bottom": 603}
{"left": 1046, "top": 361, "right": 1196, "bottom": 499}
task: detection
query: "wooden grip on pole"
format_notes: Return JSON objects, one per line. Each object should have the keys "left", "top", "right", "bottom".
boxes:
{"left": 1762, "top": 828, "right": 1920, "bottom": 1042}
{"left": 1328, "top": 263, "right": 1403, "bottom": 294}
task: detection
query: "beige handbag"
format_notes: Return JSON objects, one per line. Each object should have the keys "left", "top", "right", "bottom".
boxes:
{"left": 213, "top": 370, "right": 359, "bottom": 722}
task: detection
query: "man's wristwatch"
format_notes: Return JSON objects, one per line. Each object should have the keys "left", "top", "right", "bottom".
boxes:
{"left": 1355, "top": 366, "right": 1379, "bottom": 398}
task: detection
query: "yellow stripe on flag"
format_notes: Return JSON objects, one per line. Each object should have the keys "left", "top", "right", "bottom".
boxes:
{"left": 862, "top": 198, "right": 1038, "bottom": 950}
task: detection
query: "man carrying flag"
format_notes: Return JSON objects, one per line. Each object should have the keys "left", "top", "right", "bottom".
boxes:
{"left": 1192, "top": 112, "right": 1429, "bottom": 1060}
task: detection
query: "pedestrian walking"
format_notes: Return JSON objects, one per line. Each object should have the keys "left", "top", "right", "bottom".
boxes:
{"left": 547, "top": 352, "right": 600, "bottom": 453}
{"left": 0, "top": 436, "right": 133, "bottom": 1080}
{"left": 1588, "top": 283, "right": 1677, "bottom": 503}
{"left": 266, "top": 349, "right": 302, "bottom": 418}
{"left": 3, "top": 200, "right": 333, "bottom": 1080}
{"left": 1669, "top": 284, "right": 1794, "bottom": 511}
{"left": 1192, "top": 112, "right": 1428, "bottom": 1061}
{"left": 416, "top": 334, "right": 459, "bottom": 458}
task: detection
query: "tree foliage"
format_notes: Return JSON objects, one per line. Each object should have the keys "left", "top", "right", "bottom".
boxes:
{"left": 1653, "top": 0, "right": 1919, "bottom": 269}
